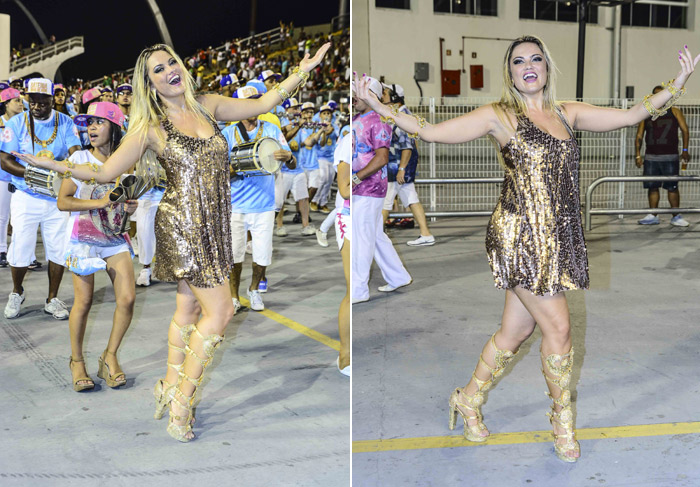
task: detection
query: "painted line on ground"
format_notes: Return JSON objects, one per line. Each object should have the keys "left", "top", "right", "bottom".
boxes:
{"left": 239, "top": 297, "right": 340, "bottom": 351}
{"left": 353, "top": 421, "right": 700, "bottom": 453}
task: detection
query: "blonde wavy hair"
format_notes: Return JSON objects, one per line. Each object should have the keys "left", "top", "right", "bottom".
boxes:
{"left": 125, "top": 44, "right": 214, "bottom": 178}
{"left": 492, "top": 35, "right": 560, "bottom": 129}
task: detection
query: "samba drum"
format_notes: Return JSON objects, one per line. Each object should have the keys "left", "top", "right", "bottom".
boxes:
{"left": 24, "top": 164, "right": 62, "bottom": 198}
{"left": 230, "top": 137, "right": 283, "bottom": 177}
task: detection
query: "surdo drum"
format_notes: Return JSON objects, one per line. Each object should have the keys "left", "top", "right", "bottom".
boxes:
{"left": 230, "top": 137, "right": 283, "bottom": 177}
{"left": 24, "top": 164, "right": 62, "bottom": 198}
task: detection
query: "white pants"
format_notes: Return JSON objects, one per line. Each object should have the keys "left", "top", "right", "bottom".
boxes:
{"left": 8, "top": 191, "right": 67, "bottom": 266}
{"left": 383, "top": 181, "right": 420, "bottom": 211}
{"left": 312, "top": 158, "right": 334, "bottom": 207}
{"left": 352, "top": 195, "right": 411, "bottom": 302}
{"left": 275, "top": 172, "right": 309, "bottom": 210}
{"left": 136, "top": 198, "right": 159, "bottom": 265}
{"left": 231, "top": 210, "right": 274, "bottom": 267}
{"left": 320, "top": 208, "right": 338, "bottom": 234}
{"left": 304, "top": 168, "right": 321, "bottom": 188}
{"left": 0, "top": 181, "right": 11, "bottom": 253}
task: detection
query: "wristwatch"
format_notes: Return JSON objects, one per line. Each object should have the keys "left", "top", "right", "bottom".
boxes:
{"left": 352, "top": 174, "right": 362, "bottom": 186}
{"left": 398, "top": 167, "right": 406, "bottom": 171}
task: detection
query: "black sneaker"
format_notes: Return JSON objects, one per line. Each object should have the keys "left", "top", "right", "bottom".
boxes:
{"left": 0, "top": 252, "right": 7, "bottom": 267}
{"left": 28, "top": 259, "right": 42, "bottom": 270}
{"left": 292, "top": 212, "right": 302, "bottom": 224}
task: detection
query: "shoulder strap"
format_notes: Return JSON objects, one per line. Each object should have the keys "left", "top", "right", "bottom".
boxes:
{"left": 553, "top": 106, "right": 575, "bottom": 139}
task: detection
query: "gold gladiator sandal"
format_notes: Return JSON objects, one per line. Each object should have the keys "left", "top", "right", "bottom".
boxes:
{"left": 166, "top": 328, "right": 224, "bottom": 442}
{"left": 154, "top": 319, "right": 196, "bottom": 420}
{"left": 541, "top": 347, "right": 580, "bottom": 463}
{"left": 448, "top": 333, "right": 517, "bottom": 442}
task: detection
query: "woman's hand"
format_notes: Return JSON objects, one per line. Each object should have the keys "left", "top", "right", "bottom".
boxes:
{"left": 299, "top": 43, "right": 331, "bottom": 73}
{"left": 124, "top": 200, "right": 138, "bottom": 215}
{"left": 352, "top": 73, "right": 384, "bottom": 114}
{"left": 11, "top": 151, "right": 61, "bottom": 172}
{"left": 98, "top": 194, "right": 113, "bottom": 209}
{"left": 673, "top": 45, "right": 700, "bottom": 89}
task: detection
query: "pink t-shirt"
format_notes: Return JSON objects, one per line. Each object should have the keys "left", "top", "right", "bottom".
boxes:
{"left": 352, "top": 110, "right": 391, "bottom": 198}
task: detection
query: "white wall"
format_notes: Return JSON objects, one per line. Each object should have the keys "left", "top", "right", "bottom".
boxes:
{"left": 356, "top": 1, "right": 700, "bottom": 100}
{"left": 0, "top": 14, "right": 10, "bottom": 81}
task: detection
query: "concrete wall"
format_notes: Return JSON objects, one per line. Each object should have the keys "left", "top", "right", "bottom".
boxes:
{"left": 0, "top": 14, "right": 9, "bottom": 81}
{"left": 356, "top": 1, "right": 700, "bottom": 100}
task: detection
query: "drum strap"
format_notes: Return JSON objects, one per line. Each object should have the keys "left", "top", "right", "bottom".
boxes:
{"left": 234, "top": 122, "right": 264, "bottom": 146}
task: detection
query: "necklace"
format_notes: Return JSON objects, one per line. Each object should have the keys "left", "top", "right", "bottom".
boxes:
{"left": 24, "top": 111, "right": 59, "bottom": 149}
{"left": 234, "top": 122, "right": 264, "bottom": 145}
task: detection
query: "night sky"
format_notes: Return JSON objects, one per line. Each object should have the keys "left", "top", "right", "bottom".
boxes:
{"left": 1, "top": 0, "right": 344, "bottom": 83}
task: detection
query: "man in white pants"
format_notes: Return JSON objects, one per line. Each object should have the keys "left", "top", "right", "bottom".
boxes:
{"left": 351, "top": 77, "right": 411, "bottom": 304}
{"left": 134, "top": 184, "right": 164, "bottom": 286}
{"left": 0, "top": 78, "right": 82, "bottom": 319}
{"left": 223, "top": 85, "right": 294, "bottom": 311}
{"left": 309, "top": 104, "right": 337, "bottom": 213}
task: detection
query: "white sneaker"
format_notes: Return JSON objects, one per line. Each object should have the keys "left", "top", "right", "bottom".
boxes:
{"left": 276, "top": 226, "right": 288, "bottom": 237}
{"left": 245, "top": 240, "right": 253, "bottom": 254}
{"left": 232, "top": 297, "right": 242, "bottom": 313}
{"left": 316, "top": 229, "right": 329, "bottom": 247}
{"left": 378, "top": 280, "right": 412, "bottom": 293}
{"left": 301, "top": 224, "right": 316, "bottom": 236}
{"left": 407, "top": 235, "right": 436, "bottom": 246}
{"left": 671, "top": 215, "right": 690, "bottom": 227}
{"left": 136, "top": 267, "right": 152, "bottom": 287}
{"left": 4, "top": 292, "right": 25, "bottom": 319}
{"left": 336, "top": 357, "right": 350, "bottom": 377}
{"left": 638, "top": 214, "right": 659, "bottom": 225}
{"left": 352, "top": 296, "right": 369, "bottom": 304}
{"left": 248, "top": 289, "right": 264, "bottom": 311}
{"left": 45, "top": 298, "right": 69, "bottom": 320}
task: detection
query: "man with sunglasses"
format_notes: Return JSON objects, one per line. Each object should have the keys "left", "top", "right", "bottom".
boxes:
{"left": 115, "top": 83, "right": 132, "bottom": 129}
{"left": 0, "top": 78, "right": 81, "bottom": 319}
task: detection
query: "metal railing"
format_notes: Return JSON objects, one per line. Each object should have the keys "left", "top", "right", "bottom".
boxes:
{"left": 584, "top": 175, "right": 700, "bottom": 230}
{"left": 11, "top": 36, "right": 84, "bottom": 72}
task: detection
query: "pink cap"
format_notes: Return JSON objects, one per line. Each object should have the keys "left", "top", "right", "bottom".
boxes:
{"left": 54, "top": 84, "right": 65, "bottom": 92}
{"left": 0, "top": 87, "right": 21, "bottom": 103}
{"left": 81, "top": 87, "right": 102, "bottom": 105}
{"left": 74, "top": 102, "right": 126, "bottom": 128}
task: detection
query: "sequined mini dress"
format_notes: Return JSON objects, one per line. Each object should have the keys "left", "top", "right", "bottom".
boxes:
{"left": 485, "top": 112, "right": 589, "bottom": 296}
{"left": 153, "top": 116, "right": 234, "bottom": 288}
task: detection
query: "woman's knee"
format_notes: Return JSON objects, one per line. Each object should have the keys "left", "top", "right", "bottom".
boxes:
{"left": 116, "top": 290, "right": 136, "bottom": 312}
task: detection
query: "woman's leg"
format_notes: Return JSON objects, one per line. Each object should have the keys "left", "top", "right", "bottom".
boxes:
{"left": 511, "top": 287, "right": 579, "bottom": 461}
{"left": 101, "top": 251, "right": 136, "bottom": 382}
{"left": 163, "top": 280, "right": 202, "bottom": 387}
{"left": 455, "top": 289, "right": 536, "bottom": 438}
{"left": 69, "top": 273, "right": 95, "bottom": 387}
{"left": 338, "top": 238, "right": 350, "bottom": 369}
{"left": 168, "top": 281, "right": 234, "bottom": 441}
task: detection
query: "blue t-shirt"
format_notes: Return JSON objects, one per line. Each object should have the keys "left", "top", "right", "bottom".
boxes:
{"left": 0, "top": 110, "right": 81, "bottom": 200}
{"left": 221, "top": 120, "right": 290, "bottom": 213}
{"left": 0, "top": 115, "right": 14, "bottom": 182}
{"left": 282, "top": 127, "right": 304, "bottom": 175}
{"left": 298, "top": 127, "right": 319, "bottom": 170}
{"left": 316, "top": 129, "right": 337, "bottom": 161}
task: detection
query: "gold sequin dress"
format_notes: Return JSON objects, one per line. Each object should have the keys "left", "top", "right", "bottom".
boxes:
{"left": 153, "top": 116, "right": 233, "bottom": 288}
{"left": 486, "top": 112, "right": 589, "bottom": 296}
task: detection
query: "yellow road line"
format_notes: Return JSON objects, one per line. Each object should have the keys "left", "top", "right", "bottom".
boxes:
{"left": 239, "top": 297, "right": 340, "bottom": 351}
{"left": 353, "top": 421, "right": 700, "bottom": 453}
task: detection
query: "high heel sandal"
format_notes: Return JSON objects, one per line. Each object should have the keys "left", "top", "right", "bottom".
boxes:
{"left": 154, "top": 319, "right": 195, "bottom": 420}
{"left": 69, "top": 356, "right": 95, "bottom": 392}
{"left": 448, "top": 333, "right": 517, "bottom": 441}
{"left": 166, "top": 328, "right": 224, "bottom": 442}
{"left": 97, "top": 350, "right": 126, "bottom": 388}
{"left": 541, "top": 347, "right": 580, "bottom": 463}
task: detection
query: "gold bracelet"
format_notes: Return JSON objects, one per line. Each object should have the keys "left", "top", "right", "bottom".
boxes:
{"left": 274, "top": 85, "right": 290, "bottom": 102}
{"left": 660, "top": 78, "right": 686, "bottom": 113}
{"left": 87, "top": 177, "right": 97, "bottom": 185}
{"left": 642, "top": 95, "right": 665, "bottom": 121}
{"left": 291, "top": 66, "right": 310, "bottom": 84}
{"left": 390, "top": 105, "right": 400, "bottom": 117}
{"left": 380, "top": 116, "right": 395, "bottom": 125}
{"left": 61, "top": 170, "right": 72, "bottom": 179}
{"left": 65, "top": 160, "right": 76, "bottom": 169}
{"left": 407, "top": 115, "right": 427, "bottom": 139}
{"left": 87, "top": 162, "right": 101, "bottom": 173}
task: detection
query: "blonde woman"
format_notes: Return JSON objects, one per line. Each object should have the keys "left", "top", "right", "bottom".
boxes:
{"left": 15, "top": 42, "right": 330, "bottom": 442}
{"left": 354, "top": 36, "right": 699, "bottom": 462}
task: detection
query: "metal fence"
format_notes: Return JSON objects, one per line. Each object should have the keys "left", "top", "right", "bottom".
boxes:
{"left": 402, "top": 96, "right": 700, "bottom": 217}
{"left": 10, "top": 37, "right": 84, "bottom": 72}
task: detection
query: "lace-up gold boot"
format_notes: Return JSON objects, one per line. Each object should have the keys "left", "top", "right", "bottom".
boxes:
{"left": 154, "top": 319, "right": 196, "bottom": 420}
{"left": 449, "top": 333, "right": 517, "bottom": 441}
{"left": 541, "top": 346, "right": 580, "bottom": 462}
{"left": 167, "top": 328, "right": 224, "bottom": 442}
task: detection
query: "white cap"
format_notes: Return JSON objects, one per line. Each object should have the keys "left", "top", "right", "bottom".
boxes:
{"left": 301, "top": 102, "right": 315, "bottom": 112}
{"left": 382, "top": 82, "right": 405, "bottom": 98}
{"left": 26, "top": 78, "right": 54, "bottom": 96}
{"left": 234, "top": 85, "right": 260, "bottom": 99}
{"left": 355, "top": 76, "right": 383, "bottom": 98}
{"left": 319, "top": 104, "right": 332, "bottom": 112}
